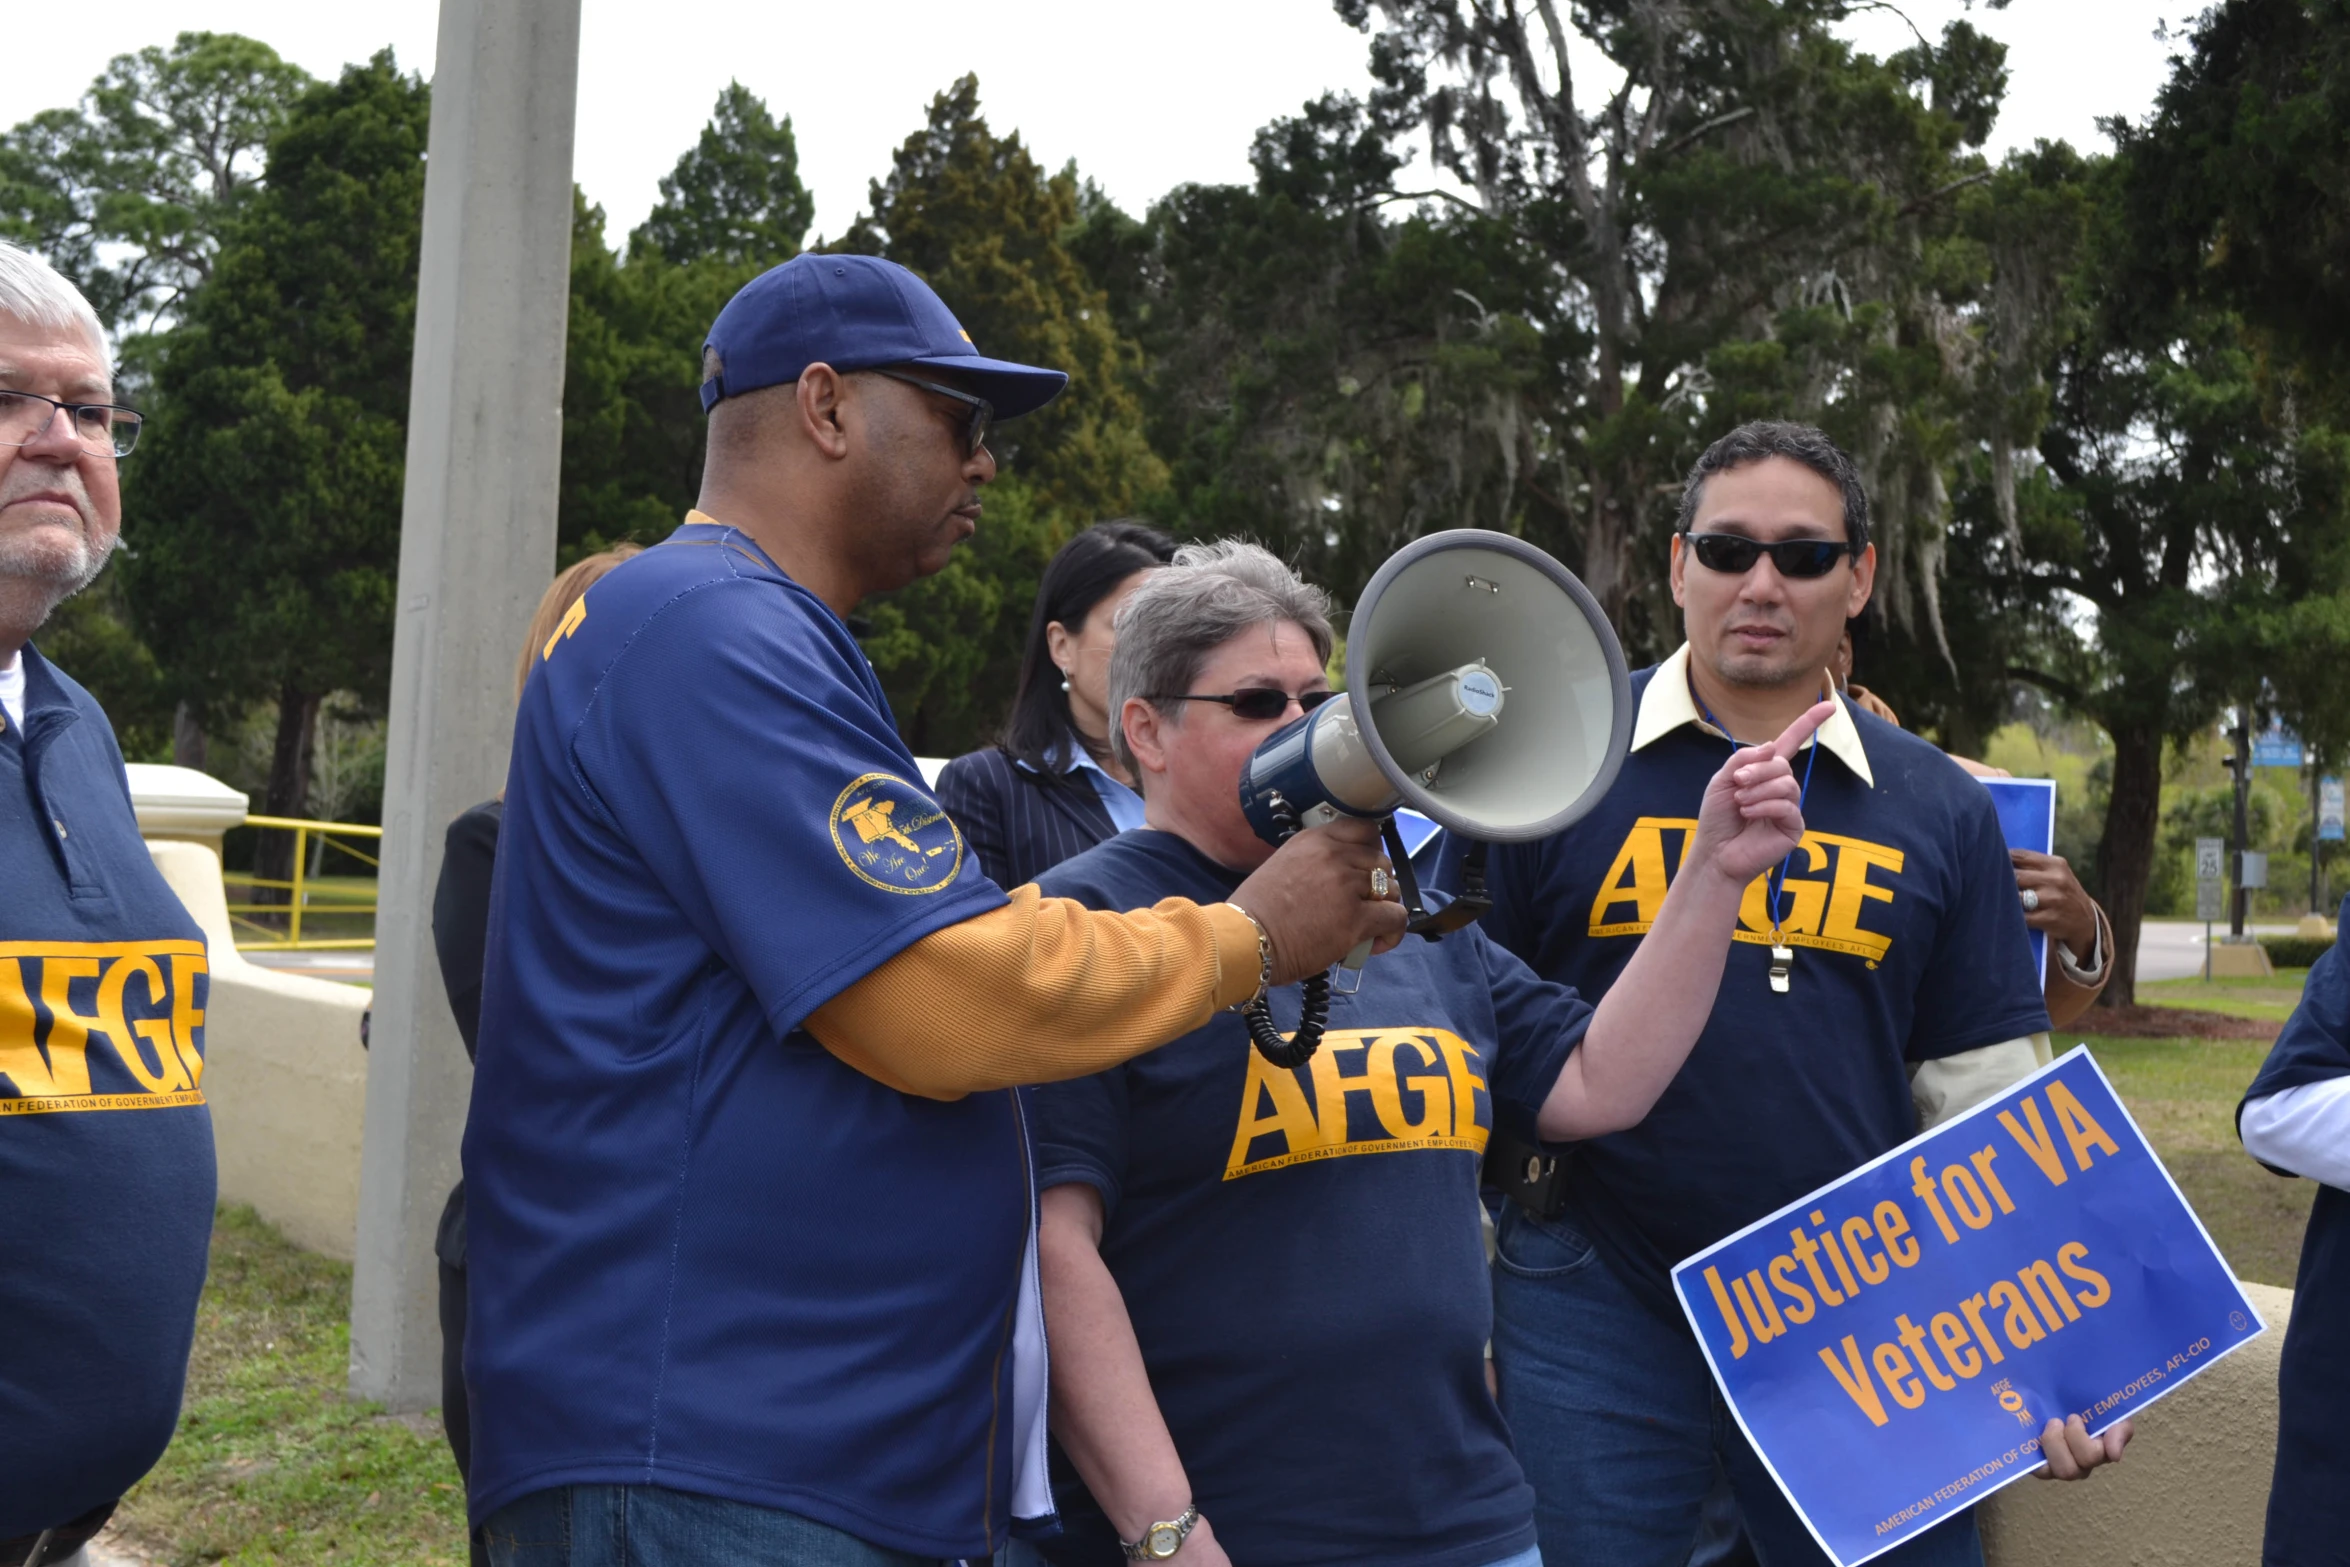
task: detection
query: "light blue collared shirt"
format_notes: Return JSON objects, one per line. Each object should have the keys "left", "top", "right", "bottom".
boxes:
{"left": 1018, "top": 734, "right": 1147, "bottom": 833}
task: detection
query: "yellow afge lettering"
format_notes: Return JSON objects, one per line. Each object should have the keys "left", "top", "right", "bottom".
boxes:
{"left": 1818, "top": 834, "right": 1903, "bottom": 961}
{"left": 0, "top": 942, "right": 208, "bottom": 1112}
{"left": 1590, "top": 817, "right": 1692, "bottom": 935}
{"left": 541, "top": 594, "right": 588, "bottom": 661}
{"left": 1225, "top": 1028, "right": 1488, "bottom": 1180}
{"left": 1593, "top": 820, "right": 1905, "bottom": 963}
{"left": 1367, "top": 1036, "right": 1450, "bottom": 1138}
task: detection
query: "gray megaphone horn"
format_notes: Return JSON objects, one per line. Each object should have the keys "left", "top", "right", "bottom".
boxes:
{"left": 1234, "top": 529, "right": 1632, "bottom": 1064}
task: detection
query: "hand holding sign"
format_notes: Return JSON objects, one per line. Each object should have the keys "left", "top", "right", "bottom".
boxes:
{"left": 2036, "top": 1411, "right": 2130, "bottom": 1479}
{"left": 2010, "top": 849, "right": 2099, "bottom": 967}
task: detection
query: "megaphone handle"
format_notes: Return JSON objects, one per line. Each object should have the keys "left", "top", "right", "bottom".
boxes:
{"left": 1342, "top": 939, "right": 1373, "bottom": 970}
{"left": 1380, "top": 817, "right": 1431, "bottom": 928}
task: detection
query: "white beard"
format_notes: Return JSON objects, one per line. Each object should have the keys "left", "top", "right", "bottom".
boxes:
{"left": 0, "top": 515, "right": 115, "bottom": 631}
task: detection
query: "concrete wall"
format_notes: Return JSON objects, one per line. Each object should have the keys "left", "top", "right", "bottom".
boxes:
{"left": 148, "top": 840, "right": 372, "bottom": 1261}
{"left": 1981, "top": 1280, "right": 2291, "bottom": 1566}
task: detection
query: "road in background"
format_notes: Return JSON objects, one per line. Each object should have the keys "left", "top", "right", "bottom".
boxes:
{"left": 245, "top": 949, "right": 376, "bottom": 985}
{"left": 2135, "top": 921, "right": 2305, "bottom": 983}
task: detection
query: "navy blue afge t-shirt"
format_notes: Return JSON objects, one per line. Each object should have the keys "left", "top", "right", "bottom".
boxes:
{"left": 465, "top": 520, "right": 1024, "bottom": 1556}
{"left": 1031, "top": 829, "right": 1589, "bottom": 1567}
{"left": 1470, "top": 668, "right": 2048, "bottom": 1315}
{"left": 2, "top": 647, "right": 215, "bottom": 1535}
{"left": 2239, "top": 896, "right": 2350, "bottom": 1565}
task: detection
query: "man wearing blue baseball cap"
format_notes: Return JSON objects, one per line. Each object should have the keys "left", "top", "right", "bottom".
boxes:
{"left": 462, "top": 253, "right": 1406, "bottom": 1567}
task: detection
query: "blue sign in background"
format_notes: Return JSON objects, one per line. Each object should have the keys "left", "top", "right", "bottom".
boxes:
{"left": 1982, "top": 778, "right": 2056, "bottom": 986}
{"left": 1673, "top": 1048, "right": 2263, "bottom": 1566}
{"left": 2252, "top": 724, "right": 2304, "bottom": 769}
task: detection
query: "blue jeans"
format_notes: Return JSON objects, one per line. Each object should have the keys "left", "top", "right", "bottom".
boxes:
{"left": 483, "top": 1485, "right": 1020, "bottom": 1567}
{"left": 1490, "top": 1204, "right": 1983, "bottom": 1567}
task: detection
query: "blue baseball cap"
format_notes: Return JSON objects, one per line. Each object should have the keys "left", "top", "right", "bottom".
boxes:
{"left": 699, "top": 253, "right": 1068, "bottom": 419}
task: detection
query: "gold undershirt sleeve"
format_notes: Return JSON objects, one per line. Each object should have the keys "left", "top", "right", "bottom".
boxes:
{"left": 803, "top": 886, "right": 1263, "bottom": 1100}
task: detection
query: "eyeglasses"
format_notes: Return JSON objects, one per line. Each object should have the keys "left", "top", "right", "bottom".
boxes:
{"left": 1162, "top": 688, "right": 1342, "bottom": 721}
{"left": 1683, "top": 532, "right": 1856, "bottom": 580}
{"left": 0, "top": 389, "right": 143, "bottom": 458}
{"left": 869, "top": 368, "right": 993, "bottom": 459}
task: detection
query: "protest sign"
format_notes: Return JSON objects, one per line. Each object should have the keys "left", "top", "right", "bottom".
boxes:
{"left": 1673, "top": 1047, "right": 2265, "bottom": 1567}
{"left": 1982, "top": 778, "right": 2055, "bottom": 986}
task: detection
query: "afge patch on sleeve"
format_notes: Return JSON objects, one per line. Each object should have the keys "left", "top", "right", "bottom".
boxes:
{"left": 829, "top": 773, "right": 965, "bottom": 895}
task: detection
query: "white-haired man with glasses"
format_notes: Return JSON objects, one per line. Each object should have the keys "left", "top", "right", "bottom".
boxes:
{"left": 0, "top": 240, "right": 211, "bottom": 1567}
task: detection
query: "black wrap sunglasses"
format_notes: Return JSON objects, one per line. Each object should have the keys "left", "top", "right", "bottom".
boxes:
{"left": 870, "top": 368, "right": 993, "bottom": 458}
{"left": 1163, "top": 687, "right": 1343, "bottom": 721}
{"left": 1684, "top": 532, "right": 1858, "bottom": 579}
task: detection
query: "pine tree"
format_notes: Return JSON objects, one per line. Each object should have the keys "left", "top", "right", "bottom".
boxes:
{"left": 840, "top": 75, "right": 1167, "bottom": 754}
{"left": 123, "top": 52, "right": 430, "bottom": 886}
{"left": 630, "top": 81, "right": 813, "bottom": 268}
{"left": 564, "top": 192, "right": 758, "bottom": 554}
{"left": 843, "top": 74, "right": 1164, "bottom": 524}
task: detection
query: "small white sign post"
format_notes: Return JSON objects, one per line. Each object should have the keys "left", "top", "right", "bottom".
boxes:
{"left": 2197, "top": 838, "right": 2226, "bottom": 981}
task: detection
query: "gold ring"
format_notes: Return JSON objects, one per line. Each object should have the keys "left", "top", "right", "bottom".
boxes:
{"left": 1371, "top": 867, "right": 1392, "bottom": 900}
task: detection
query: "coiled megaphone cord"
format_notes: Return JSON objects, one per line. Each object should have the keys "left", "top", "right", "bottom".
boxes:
{"left": 1243, "top": 796, "right": 1330, "bottom": 1068}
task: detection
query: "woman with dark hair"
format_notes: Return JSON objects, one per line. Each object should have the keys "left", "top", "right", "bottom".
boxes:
{"left": 937, "top": 519, "right": 1176, "bottom": 888}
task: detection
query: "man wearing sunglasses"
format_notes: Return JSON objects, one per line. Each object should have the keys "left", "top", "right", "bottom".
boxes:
{"left": 1, "top": 242, "right": 211, "bottom": 1567}
{"left": 1464, "top": 421, "right": 2126, "bottom": 1567}
{"left": 464, "top": 253, "right": 1407, "bottom": 1567}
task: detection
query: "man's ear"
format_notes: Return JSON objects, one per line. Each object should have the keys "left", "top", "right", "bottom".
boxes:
{"left": 1668, "top": 531, "right": 1689, "bottom": 609}
{"left": 1847, "top": 542, "right": 1878, "bottom": 618}
{"left": 1122, "top": 697, "right": 1174, "bottom": 780}
{"left": 797, "top": 363, "right": 851, "bottom": 460}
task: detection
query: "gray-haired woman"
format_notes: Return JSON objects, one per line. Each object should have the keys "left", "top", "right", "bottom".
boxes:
{"left": 1024, "top": 541, "right": 1830, "bottom": 1566}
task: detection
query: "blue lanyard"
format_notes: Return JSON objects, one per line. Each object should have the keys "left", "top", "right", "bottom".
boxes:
{"left": 1692, "top": 681, "right": 1824, "bottom": 938}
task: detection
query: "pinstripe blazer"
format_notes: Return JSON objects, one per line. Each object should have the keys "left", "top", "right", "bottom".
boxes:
{"left": 936, "top": 744, "right": 1121, "bottom": 890}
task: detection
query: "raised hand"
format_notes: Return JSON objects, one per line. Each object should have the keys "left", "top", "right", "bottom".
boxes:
{"left": 1687, "top": 700, "right": 1836, "bottom": 888}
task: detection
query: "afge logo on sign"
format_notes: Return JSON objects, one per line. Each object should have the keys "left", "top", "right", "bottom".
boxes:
{"left": 829, "top": 773, "right": 965, "bottom": 895}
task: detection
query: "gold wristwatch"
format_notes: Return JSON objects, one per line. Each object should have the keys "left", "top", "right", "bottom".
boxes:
{"left": 1120, "top": 1503, "right": 1201, "bottom": 1560}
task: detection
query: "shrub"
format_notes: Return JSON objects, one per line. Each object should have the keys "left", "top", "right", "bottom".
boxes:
{"left": 2259, "top": 936, "right": 2335, "bottom": 969}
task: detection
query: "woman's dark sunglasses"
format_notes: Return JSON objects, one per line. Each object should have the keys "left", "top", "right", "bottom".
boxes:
{"left": 1684, "top": 532, "right": 1857, "bottom": 579}
{"left": 870, "top": 368, "right": 993, "bottom": 458}
{"left": 1165, "top": 688, "right": 1343, "bottom": 721}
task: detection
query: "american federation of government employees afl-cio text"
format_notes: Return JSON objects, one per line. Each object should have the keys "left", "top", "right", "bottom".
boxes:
{"left": 460, "top": 253, "right": 1408, "bottom": 1566}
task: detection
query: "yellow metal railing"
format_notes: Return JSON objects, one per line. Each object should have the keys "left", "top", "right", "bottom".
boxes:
{"left": 222, "top": 814, "right": 383, "bottom": 950}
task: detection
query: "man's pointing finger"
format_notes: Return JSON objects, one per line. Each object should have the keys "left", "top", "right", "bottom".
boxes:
{"left": 1770, "top": 699, "right": 1839, "bottom": 762}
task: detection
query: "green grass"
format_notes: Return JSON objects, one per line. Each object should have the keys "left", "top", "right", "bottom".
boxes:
{"left": 2082, "top": 1036, "right": 2314, "bottom": 1290}
{"left": 114, "top": 1207, "right": 467, "bottom": 1566}
{"left": 2136, "top": 968, "right": 2311, "bottom": 1023}
{"left": 222, "top": 872, "right": 380, "bottom": 948}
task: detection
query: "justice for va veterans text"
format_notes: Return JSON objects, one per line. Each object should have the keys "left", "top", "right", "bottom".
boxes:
{"left": 1699, "top": 1081, "right": 2123, "bottom": 1427}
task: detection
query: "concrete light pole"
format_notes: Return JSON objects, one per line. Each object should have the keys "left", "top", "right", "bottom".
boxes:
{"left": 350, "top": 0, "right": 581, "bottom": 1410}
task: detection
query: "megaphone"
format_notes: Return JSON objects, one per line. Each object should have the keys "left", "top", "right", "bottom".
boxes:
{"left": 1235, "top": 529, "right": 1632, "bottom": 1064}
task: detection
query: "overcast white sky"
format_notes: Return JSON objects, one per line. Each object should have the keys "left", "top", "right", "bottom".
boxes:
{"left": 14, "top": 1, "right": 2193, "bottom": 251}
